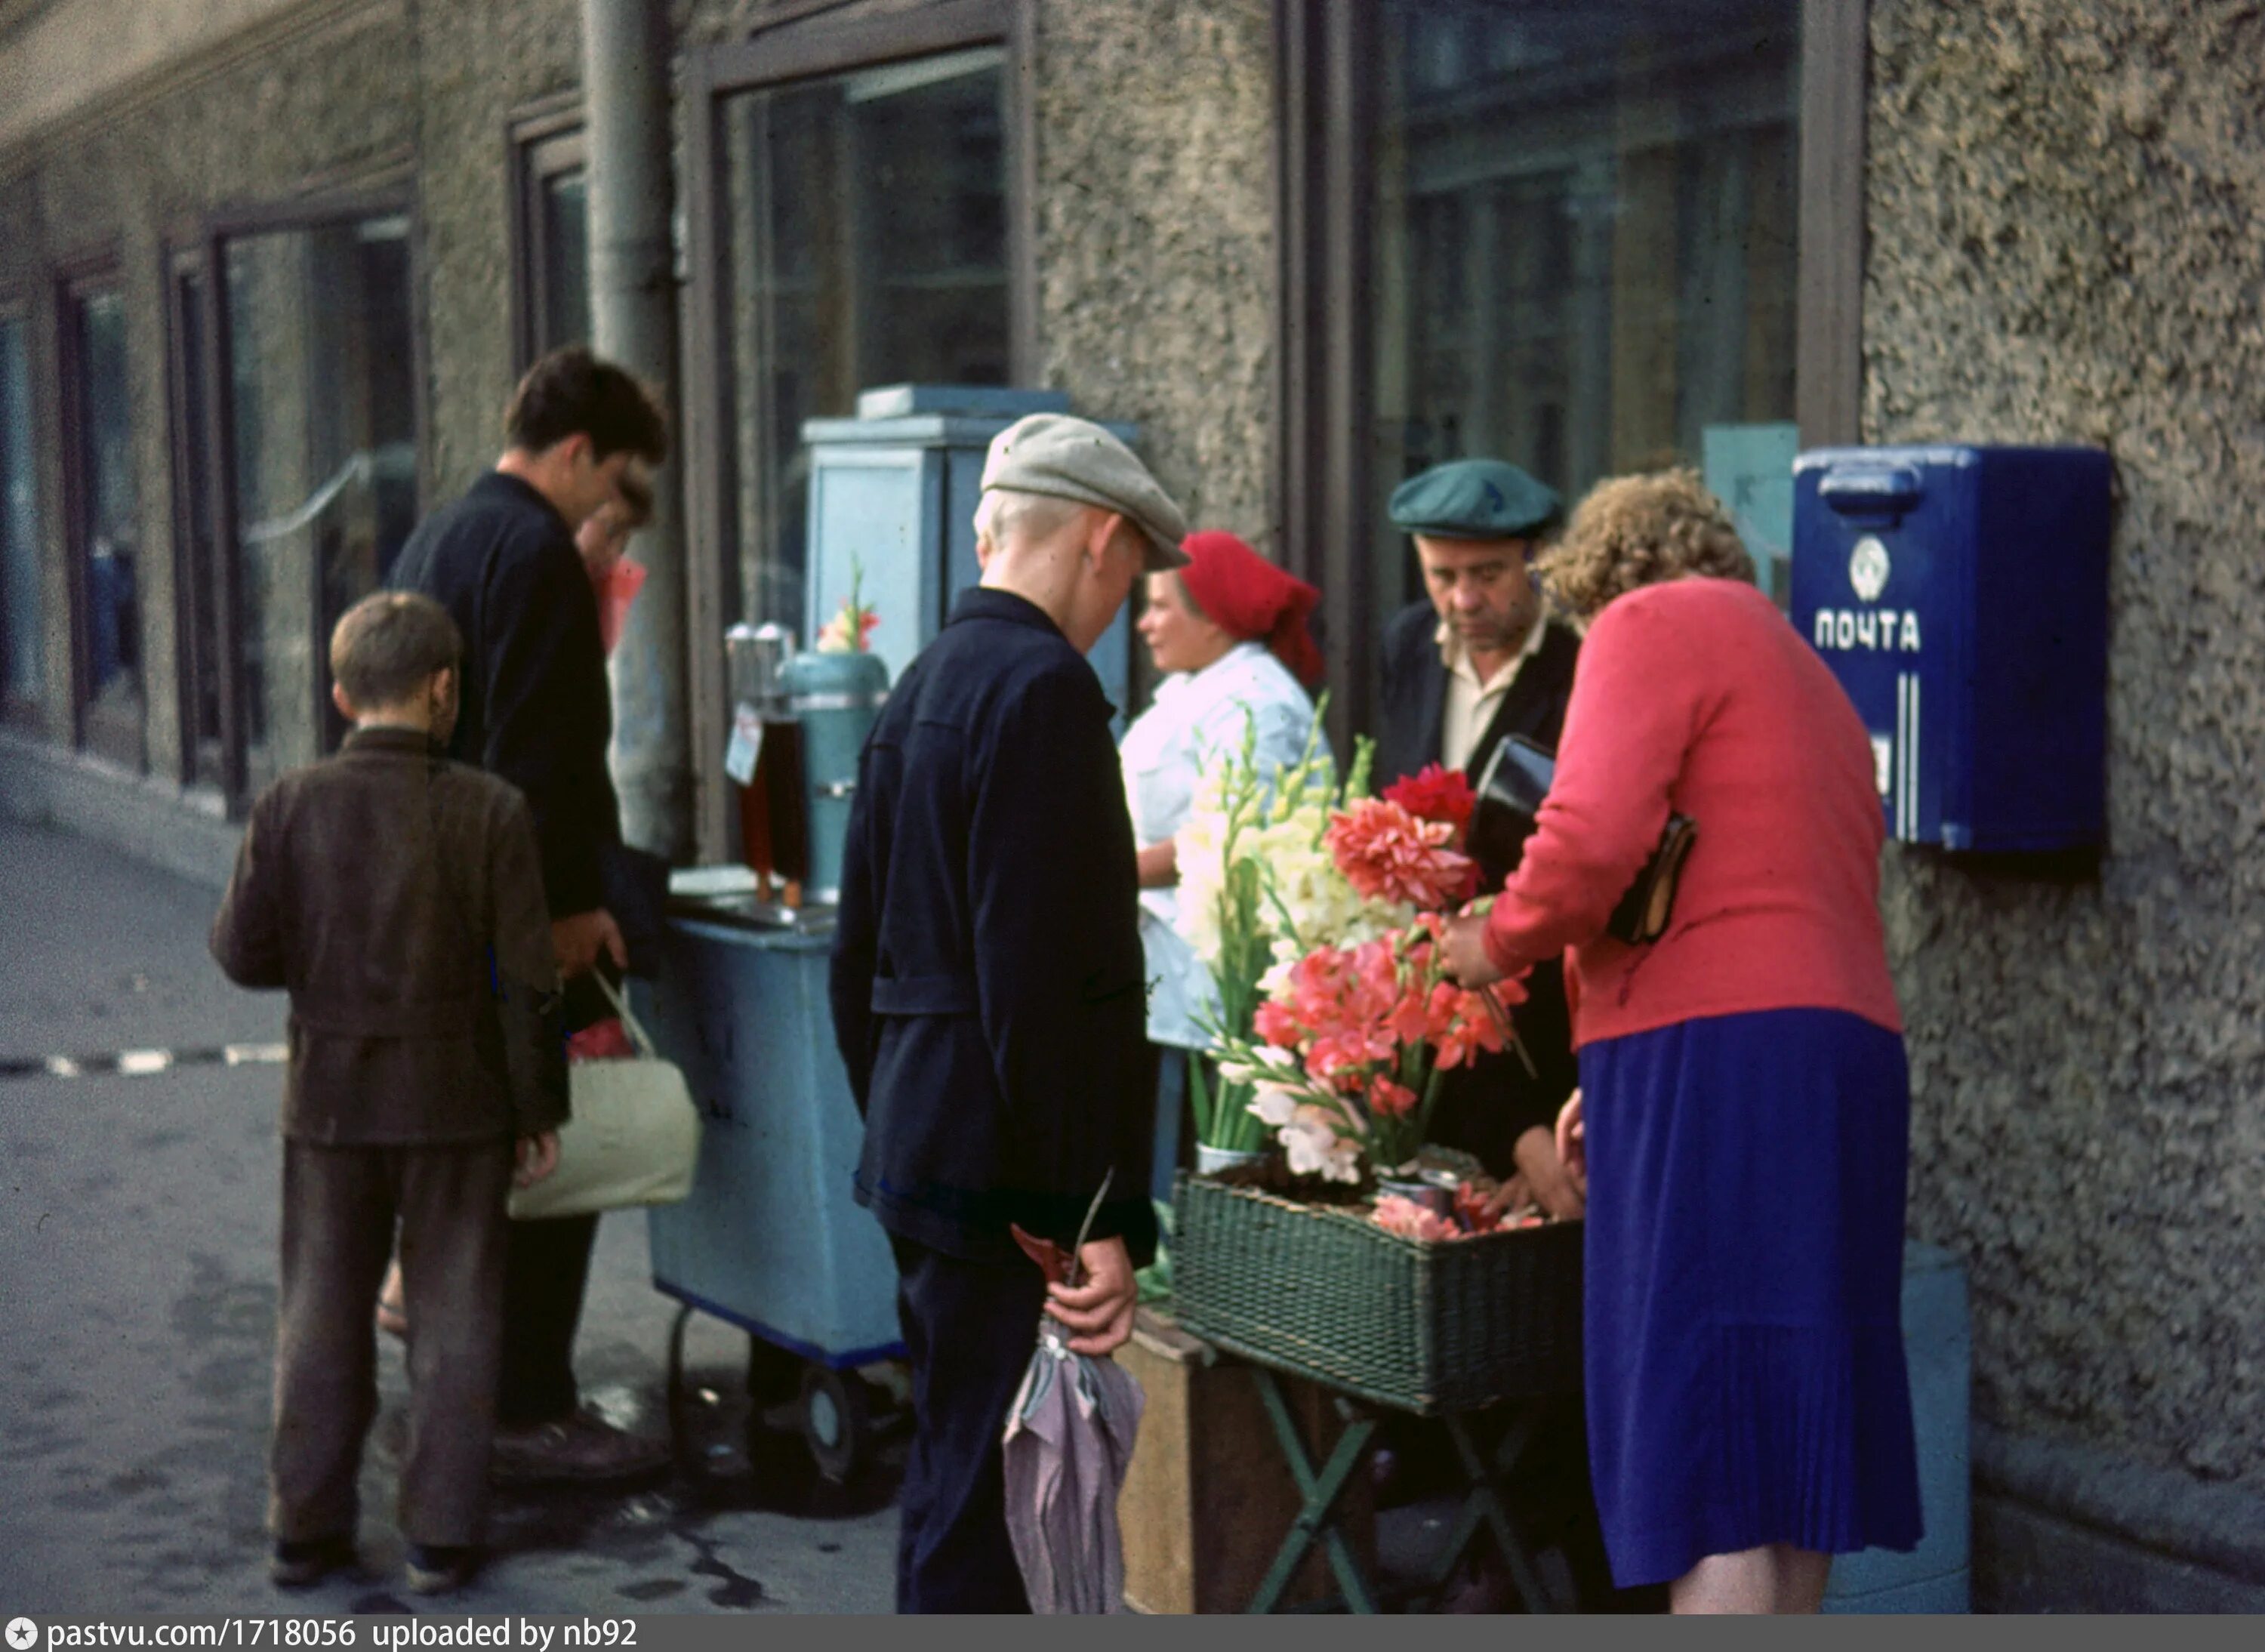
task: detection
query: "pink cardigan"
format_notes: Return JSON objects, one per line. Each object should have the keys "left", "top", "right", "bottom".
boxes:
{"left": 1482, "top": 578, "right": 1903, "bottom": 1046}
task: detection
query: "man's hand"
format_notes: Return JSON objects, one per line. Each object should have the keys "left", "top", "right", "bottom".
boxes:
{"left": 1555, "top": 1090, "right": 1586, "bottom": 1200}
{"left": 1440, "top": 911, "right": 1505, "bottom": 988}
{"left": 515, "top": 1130, "right": 560, "bottom": 1188}
{"left": 1044, "top": 1234, "right": 1138, "bottom": 1357}
{"left": 1511, "top": 1122, "right": 1585, "bottom": 1219}
{"left": 552, "top": 908, "right": 627, "bottom": 978}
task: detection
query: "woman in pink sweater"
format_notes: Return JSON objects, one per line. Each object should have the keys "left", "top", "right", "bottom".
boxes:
{"left": 1444, "top": 470, "right": 1920, "bottom": 1613}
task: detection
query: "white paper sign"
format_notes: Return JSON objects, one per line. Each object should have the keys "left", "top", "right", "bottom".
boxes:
{"left": 723, "top": 704, "right": 764, "bottom": 786}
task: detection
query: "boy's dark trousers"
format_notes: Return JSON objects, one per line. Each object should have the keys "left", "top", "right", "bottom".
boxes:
{"left": 271, "top": 1139, "right": 515, "bottom": 1547}
{"left": 888, "top": 1237, "right": 1049, "bottom": 1613}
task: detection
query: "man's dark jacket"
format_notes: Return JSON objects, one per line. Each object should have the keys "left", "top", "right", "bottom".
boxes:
{"left": 388, "top": 472, "right": 618, "bottom": 920}
{"left": 1374, "top": 600, "right": 1583, "bottom": 1169}
{"left": 829, "top": 588, "right": 1156, "bottom": 1266}
{"left": 209, "top": 726, "right": 569, "bottom": 1144}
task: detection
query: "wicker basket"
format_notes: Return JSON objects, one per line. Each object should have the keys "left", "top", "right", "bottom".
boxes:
{"left": 1169, "top": 1173, "right": 1583, "bottom": 1415}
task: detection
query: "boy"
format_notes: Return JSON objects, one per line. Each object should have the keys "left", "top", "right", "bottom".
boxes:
{"left": 211, "top": 590, "right": 567, "bottom": 1595}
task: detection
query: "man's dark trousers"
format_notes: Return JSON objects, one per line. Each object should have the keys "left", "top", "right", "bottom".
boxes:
{"left": 272, "top": 1140, "right": 515, "bottom": 1546}
{"left": 888, "top": 1237, "right": 1048, "bottom": 1613}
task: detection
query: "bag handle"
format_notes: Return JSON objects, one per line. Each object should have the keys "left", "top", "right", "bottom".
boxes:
{"left": 591, "top": 970, "right": 658, "bottom": 1059}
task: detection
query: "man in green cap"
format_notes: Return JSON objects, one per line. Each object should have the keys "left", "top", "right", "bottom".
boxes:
{"left": 1371, "top": 458, "right": 1632, "bottom": 1610}
{"left": 1376, "top": 458, "right": 1582, "bottom": 1219}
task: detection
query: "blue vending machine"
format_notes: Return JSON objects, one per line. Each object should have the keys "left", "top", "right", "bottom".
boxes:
{"left": 798, "top": 383, "right": 1137, "bottom": 720}
{"left": 1791, "top": 445, "right": 2112, "bottom": 852}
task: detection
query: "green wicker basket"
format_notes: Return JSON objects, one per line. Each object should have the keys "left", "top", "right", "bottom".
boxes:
{"left": 1169, "top": 1173, "right": 1583, "bottom": 1415}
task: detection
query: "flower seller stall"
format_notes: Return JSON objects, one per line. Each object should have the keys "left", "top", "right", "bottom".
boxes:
{"left": 1155, "top": 718, "right": 1586, "bottom": 1613}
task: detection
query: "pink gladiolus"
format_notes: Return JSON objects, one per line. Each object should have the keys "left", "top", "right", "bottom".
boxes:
{"left": 1325, "top": 798, "right": 1481, "bottom": 910}
{"left": 1369, "top": 1075, "right": 1419, "bottom": 1118}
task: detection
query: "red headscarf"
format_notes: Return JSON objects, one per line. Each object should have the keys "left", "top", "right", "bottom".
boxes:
{"left": 1178, "top": 531, "right": 1326, "bottom": 688}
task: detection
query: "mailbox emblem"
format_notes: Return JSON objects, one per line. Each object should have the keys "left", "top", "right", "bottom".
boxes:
{"left": 1849, "top": 535, "right": 1891, "bottom": 603}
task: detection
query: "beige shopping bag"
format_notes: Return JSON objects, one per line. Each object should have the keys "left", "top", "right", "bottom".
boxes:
{"left": 508, "top": 973, "right": 701, "bottom": 1221}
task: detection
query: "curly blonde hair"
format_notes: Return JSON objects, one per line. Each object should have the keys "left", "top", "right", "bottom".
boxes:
{"left": 1535, "top": 467, "right": 1755, "bottom": 619}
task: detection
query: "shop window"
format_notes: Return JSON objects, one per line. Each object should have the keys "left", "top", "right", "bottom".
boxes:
{"left": 1281, "top": 0, "right": 1855, "bottom": 739}
{"left": 215, "top": 211, "right": 419, "bottom": 793}
{"left": 513, "top": 115, "right": 590, "bottom": 369}
{"left": 0, "top": 312, "right": 42, "bottom": 722}
{"left": 63, "top": 279, "right": 143, "bottom": 769}
{"left": 713, "top": 43, "right": 1011, "bottom": 632}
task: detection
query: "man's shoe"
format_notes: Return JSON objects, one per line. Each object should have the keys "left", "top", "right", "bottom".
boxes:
{"left": 404, "top": 1543, "right": 479, "bottom": 1596}
{"left": 270, "top": 1534, "right": 356, "bottom": 1588}
{"left": 490, "top": 1410, "right": 670, "bottom": 1486}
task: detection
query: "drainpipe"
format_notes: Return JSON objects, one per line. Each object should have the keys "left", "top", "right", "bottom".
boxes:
{"left": 585, "top": 0, "right": 691, "bottom": 859}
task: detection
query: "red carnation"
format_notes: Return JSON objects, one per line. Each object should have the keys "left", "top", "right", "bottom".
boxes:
{"left": 1382, "top": 763, "right": 1476, "bottom": 841}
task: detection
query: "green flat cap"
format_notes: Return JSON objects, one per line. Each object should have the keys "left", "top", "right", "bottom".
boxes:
{"left": 980, "top": 412, "right": 1190, "bottom": 570}
{"left": 1388, "top": 459, "right": 1561, "bottom": 540}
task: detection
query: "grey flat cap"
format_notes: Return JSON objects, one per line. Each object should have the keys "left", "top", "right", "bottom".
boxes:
{"left": 979, "top": 412, "right": 1190, "bottom": 569}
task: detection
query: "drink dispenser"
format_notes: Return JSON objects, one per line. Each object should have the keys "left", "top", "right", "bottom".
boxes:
{"left": 779, "top": 646, "right": 889, "bottom": 905}
{"left": 724, "top": 621, "right": 806, "bottom": 899}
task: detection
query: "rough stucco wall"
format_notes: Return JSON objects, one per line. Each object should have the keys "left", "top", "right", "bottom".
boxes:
{"left": 1866, "top": 0, "right": 2265, "bottom": 1485}
{"left": 1031, "top": 0, "right": 1274, "bottom": 545}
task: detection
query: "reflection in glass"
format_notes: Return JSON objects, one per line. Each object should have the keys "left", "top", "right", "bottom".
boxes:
{"left": 73, "top": 288, "right": 140, "bottom": 738}
{"left": 540, "top": 169, "right": 590, "bottom": 355}
{"left": 224, "top": 214, "right": 418, "bottom": 778}
{"left": 1, "top": 316, "right": 42, "bottom": 709}
{"left": 1371, "top": 0, "right": 1799, "bottom": 616}
{"left": 720, "top": 46, "right": 1009, "bottom": 630}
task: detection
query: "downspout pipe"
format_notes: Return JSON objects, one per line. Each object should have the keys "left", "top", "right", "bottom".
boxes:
{"left": 584, "top": 0, "right": 692, "bottom": 859}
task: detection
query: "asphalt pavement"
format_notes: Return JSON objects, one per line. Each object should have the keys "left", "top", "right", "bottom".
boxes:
{"left": 0, "top": 820, "right": 898, "bottom": 1617}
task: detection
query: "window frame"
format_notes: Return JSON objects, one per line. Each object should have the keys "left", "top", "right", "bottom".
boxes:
{"left": 54, "top": 249, "right": 143, "bottom": 771}
{"left": 680, "top": 0, "right": 1037, "bottom": 860}
{"left": 508, "top": 95, "right": 591, "bottom": 374}
{"left": 161, "top": 242, "right": 223, "bottom": 792}
{"left": 190, "top": 182, "right": 430, "bottom": 812}
{"left": 1273, "top": 0, "right": 1869, "bottom": 749}
{"left": 0, "top": 294, "right": 44, "bottom": 732}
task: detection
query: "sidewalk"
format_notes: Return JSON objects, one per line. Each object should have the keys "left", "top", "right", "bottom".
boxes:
{"left": 0, "top": 821, "right": 895, "bottom": 1616}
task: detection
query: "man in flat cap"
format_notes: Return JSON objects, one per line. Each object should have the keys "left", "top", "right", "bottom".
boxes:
{"left": 1372, "top": 458, "right": 1629, "bottom": 1609}
{"left": 830, "top": 412, "right": 1179, "bottom": 1612}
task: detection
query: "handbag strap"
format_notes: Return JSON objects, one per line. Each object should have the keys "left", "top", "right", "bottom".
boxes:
{"left": 592, "top": 970, "right": 658, "bottom": 1059}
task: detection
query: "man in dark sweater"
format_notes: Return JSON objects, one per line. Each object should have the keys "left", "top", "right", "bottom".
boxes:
{"left": 211, "top": 592, "right": 566, "bottom": 1595}
{"left": 830, "top": 414, "right": 1185, "bottom": 1612}
{"left": 387, "top": 347, "right": 668, "bottom": 1483}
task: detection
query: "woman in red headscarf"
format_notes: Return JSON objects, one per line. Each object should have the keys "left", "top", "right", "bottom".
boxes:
{"left": 1120, "top": 531, "right": 1330, "bottom": 1197}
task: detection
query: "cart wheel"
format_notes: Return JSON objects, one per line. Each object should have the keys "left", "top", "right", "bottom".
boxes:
{"left": 800, "top": 1364, "right": 868, "bottom": 1484}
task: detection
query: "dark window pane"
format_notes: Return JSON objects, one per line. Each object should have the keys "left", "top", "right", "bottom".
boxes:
{"left": 541, "top": 168, "right": 590, "bottom": 354}
{"left": 72, "top": 287, "right": 141, "bottom": 737}
{"left": 0, "top": 316, "right": 41, "bottom": 709}
{"left": 223, "top": 214, "right": 418, "bottom": 778}
{"left": 720, "top": 46, "right": 1009, "bottom": 630}
{"left": 1371, "top": 0, "right": 1801, "bottom": 614}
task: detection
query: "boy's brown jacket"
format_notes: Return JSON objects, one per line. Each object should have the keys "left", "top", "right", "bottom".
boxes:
{"left": 210, "top": 726, "right": 569, "bottom": 1143}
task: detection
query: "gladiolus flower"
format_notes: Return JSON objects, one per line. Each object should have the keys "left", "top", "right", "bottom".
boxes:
{"left": 1326, "top": 798, "right": 1480, "bottom": 910}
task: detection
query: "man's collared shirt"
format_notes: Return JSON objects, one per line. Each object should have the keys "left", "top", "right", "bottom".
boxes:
{"left": 1438, "top": 608, "right": 1549, "bottom": 772}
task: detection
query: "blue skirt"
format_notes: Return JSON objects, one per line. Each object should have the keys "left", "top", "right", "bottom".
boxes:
{"left": 1578, "top": 1007, "right": 1923, "bottom": 1588}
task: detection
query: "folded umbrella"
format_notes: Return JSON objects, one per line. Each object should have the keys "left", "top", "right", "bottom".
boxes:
{"left": 1002, "top": 1172, "right": 1146, "bottom": 1614}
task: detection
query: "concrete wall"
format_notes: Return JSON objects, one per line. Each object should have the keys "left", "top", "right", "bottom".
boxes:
{"left": 1028, "top": 0, "right": 1276, "bottom": 545}
{"left": 1865, "top": 0, "right": 2265, "bottom": 1496}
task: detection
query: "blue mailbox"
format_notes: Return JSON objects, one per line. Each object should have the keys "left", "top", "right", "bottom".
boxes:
{"left": 799, "top": 384, "right": 1136, "bottom": 721}
{"left": 1791, "top": 445, "right": 2112, "bottom": 852}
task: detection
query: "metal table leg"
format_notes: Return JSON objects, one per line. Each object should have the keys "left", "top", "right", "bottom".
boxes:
{"left": 1245, "top": 1366, "right": 1381, "bottom": 1614}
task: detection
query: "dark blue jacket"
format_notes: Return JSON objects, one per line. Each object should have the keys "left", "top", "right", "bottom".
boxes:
{"left": 388, "top": 472, "right": 619, "bottom": 920}
{"left": 829, "top": 588, "right": 1157, "bottom": 1265}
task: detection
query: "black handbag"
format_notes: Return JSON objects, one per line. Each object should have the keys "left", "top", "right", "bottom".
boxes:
{"left": 1468, "top": 735, "right": 1696, "bottom": 945}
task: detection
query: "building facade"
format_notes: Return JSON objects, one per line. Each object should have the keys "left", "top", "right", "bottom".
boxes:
{"left": 2, "top": 0, "right": 2260, "bottom": 1609}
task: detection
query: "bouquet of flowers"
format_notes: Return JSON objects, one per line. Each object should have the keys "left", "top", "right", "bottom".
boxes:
{"left": 1183, "top": 751, "right": 1529, "bottom": 1182}
{"left": 815, "top": 557, "right": 880, "bottom": 653}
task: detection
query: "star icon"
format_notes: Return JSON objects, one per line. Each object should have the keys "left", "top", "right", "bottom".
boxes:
{"left": 7, "top": 1617, "right": 39, "bottom": 1651}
